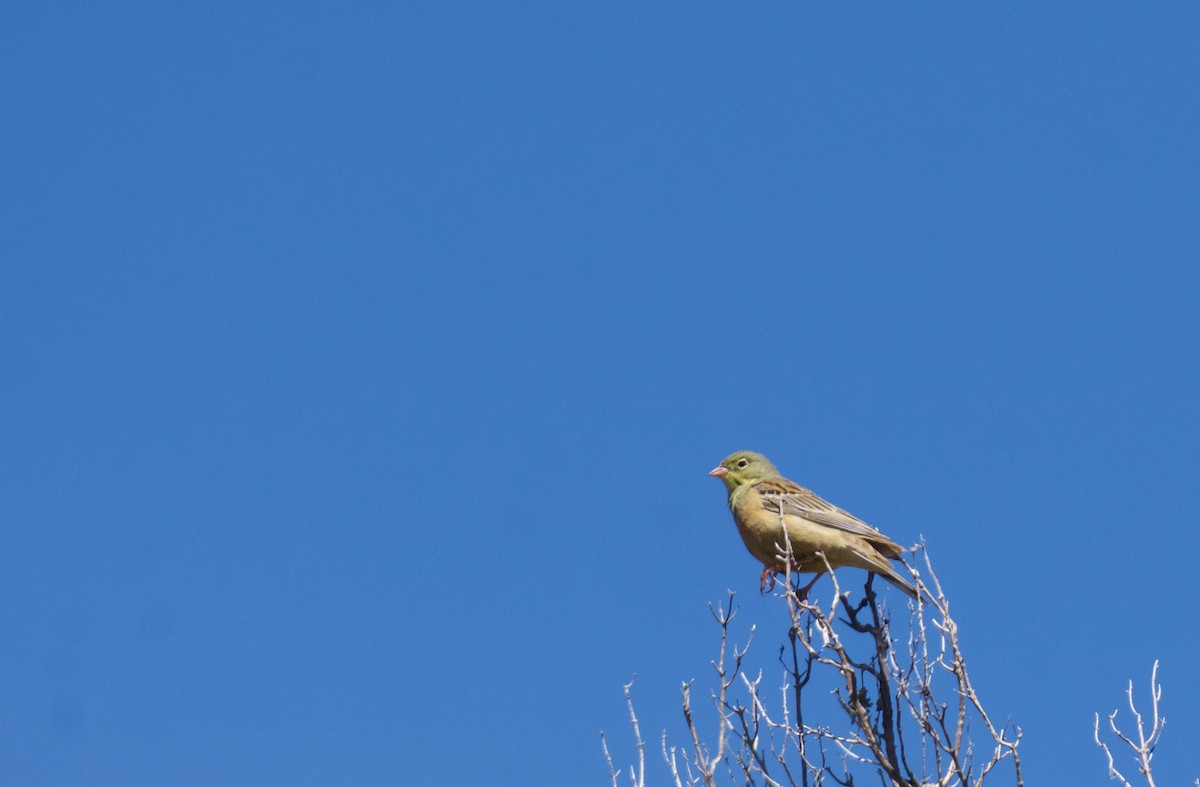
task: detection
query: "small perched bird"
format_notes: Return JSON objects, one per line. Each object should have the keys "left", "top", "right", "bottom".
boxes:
{"left": 709, "top": 450, "right": 918, "bottom": 599}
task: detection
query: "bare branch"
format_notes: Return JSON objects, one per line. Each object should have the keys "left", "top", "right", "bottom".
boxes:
{"left": 1094, "top": 661, "right": 1166, "bottom": 787}
{"left": 624, "top": 680, "right": 647, "bottom": 787}
{"left": 606, "top": 543, "right": 1029, "bottom": 786}
{"left": 601, "top": 730, "right": 619, "bottom": 787}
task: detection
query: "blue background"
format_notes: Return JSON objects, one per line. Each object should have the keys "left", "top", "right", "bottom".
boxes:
{"left": 3, "top": 2, "right": 1197, "bottom": 784}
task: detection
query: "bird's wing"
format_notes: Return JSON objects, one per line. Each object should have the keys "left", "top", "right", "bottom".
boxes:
{"left": 754, "top": 477, "right": 892, "bottom": 543}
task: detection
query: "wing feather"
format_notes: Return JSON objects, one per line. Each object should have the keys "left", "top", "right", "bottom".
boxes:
{"left": 754, "top": 477, "right": 903, "bottom": 555}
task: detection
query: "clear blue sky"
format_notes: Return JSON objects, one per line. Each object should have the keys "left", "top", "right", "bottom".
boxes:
{"left": 2, "top": 3, "right": 1197, "bottom": 784}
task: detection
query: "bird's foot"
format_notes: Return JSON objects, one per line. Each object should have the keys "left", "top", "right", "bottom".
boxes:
{"left": 791, "top": 572, "right": 824, "bottom": 602}
{"left": 759, "top": 565, "right": 782, "bottom": 593}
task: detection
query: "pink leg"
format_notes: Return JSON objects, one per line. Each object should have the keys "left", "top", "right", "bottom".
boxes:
{"left": 793, "top": 572, "right": 824, "bottom": 601}
{"left": 759, "top": 565, "right": 782, "bottom": 593}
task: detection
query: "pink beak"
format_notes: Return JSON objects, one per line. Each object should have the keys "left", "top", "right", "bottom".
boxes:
{"left": 708, "top": 466, "right": 728, "bottom": 478}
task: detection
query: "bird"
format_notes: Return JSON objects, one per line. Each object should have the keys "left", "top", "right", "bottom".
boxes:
{"left": 709, "top": 450, "right": 918, "bottom": 599}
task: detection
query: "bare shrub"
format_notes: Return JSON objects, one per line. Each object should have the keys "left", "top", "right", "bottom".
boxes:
{"left": 604, "top": 543, "right": 1024, "bottom": 786}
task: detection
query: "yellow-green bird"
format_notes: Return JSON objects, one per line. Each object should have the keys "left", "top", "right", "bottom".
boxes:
{"left": 709, "top": 450, "right": 918, "bottom": 599}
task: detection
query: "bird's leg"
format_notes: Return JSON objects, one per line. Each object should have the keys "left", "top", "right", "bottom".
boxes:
{"left": 759, "top": 565, "right": 782, "bottom": 593}
{"left": 791, "top": 572, "right": 825, "bottom": 602}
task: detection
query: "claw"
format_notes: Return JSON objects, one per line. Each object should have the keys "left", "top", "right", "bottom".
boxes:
{"left": 760, "top": 563, "right": 826, "bottom": 600}
{"left": 759, "top": 565, "right": 780, "bottom": 593}
{"left": 792, "top": 572, "right": 824, "bottom": 602}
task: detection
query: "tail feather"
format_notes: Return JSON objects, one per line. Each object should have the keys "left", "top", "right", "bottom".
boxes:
{"left": 875, "top": 566, "right": 919, "bottom": 599}
{"left": 849, "top": 546, "right": 920, "bottom": 600}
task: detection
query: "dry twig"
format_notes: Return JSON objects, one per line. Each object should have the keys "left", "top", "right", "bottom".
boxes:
{"left": 1093, "top": 661, "right": 1165, "bottom": 787}
{"left": 603, "top": 542, "right": 1024, "bottom": 785}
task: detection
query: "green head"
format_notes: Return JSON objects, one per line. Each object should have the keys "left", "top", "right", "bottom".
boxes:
{"left": 707, "top": 450, "right": 781, "bottom": 492}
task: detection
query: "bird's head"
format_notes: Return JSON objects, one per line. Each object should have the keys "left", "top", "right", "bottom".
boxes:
{"left": 708, "top": 451, "right": 780, "bottom": 492}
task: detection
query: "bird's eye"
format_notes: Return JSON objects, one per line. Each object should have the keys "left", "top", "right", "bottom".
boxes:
{"left": 736, "top": 459, "right": 748, "bottom": 468}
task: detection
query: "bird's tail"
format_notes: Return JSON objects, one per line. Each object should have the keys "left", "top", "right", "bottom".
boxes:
{"left": 851, "top": 547, "right": 920, "bottom": 600}
{"left": 875, "top": 566, "right": 920, "bottom": 600}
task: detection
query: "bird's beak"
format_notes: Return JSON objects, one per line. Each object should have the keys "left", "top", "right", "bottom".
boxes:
{"left": 708, "top": 466, "right": 728, "bottom": 478}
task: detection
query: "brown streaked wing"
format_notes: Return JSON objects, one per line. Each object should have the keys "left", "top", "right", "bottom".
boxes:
{"left": 754, "top": 477, "right": 892, "bottom": 542}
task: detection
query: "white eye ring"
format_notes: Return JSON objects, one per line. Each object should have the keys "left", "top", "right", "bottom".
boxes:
{"left": 736, "top": 459, "right": 748, "bottom": 468}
